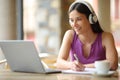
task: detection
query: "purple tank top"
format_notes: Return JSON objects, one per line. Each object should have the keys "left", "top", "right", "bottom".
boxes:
{"left": 70, "top": 32, "right": 106, "bottom": 64}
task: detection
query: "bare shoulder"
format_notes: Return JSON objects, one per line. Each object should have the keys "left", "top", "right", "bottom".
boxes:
{"left": 102, "top": 32, "right": 115, "bottom": 46}
{"left": 65, "top": 30, "right": 74, "bottom": 36}
{"left": 102, "top": 32, "right": 114, "bottom": 40}
{"left": 64, "top": 30, "right": 74, "bottom": 42}
{"left": 65, "top": 30, "right": 74, "bottom": 38}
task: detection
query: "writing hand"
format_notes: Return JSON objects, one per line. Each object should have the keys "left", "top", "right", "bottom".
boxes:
{"left": 70, "top": 60, "right": 85, "bottom": 71}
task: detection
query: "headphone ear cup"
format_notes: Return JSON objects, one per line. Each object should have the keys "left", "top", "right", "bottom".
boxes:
{"left": 89, "top": 14, "right": 97, "bottom": 24}
{"left": 93, "top": 14, "right": 98, "bottom": 23}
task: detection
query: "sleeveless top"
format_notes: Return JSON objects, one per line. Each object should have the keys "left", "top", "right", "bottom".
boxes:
{"left": 70, "top": 32, "right": 106, "bottom": 64}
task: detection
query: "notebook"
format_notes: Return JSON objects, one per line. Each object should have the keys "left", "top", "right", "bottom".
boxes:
{"left": 0, "top": 40, "right": 61, "bottom": 73}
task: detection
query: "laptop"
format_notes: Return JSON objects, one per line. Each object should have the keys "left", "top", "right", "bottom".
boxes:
{"left": 0, "top": 40, "right": 61, "bottom": 73}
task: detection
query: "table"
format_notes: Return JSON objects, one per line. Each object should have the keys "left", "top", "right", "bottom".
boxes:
{"left": 0, "top": 69, "right": 118, "bottom": 80}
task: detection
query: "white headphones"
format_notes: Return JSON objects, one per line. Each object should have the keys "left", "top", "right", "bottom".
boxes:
{"left": 69, "top": 0, "right": 98, "bottom": 24}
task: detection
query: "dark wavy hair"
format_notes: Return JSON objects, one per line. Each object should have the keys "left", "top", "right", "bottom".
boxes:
{"left": 68, "top": 3, "right": 104, "bottom": 33}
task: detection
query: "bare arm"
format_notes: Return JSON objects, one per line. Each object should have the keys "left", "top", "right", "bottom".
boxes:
{"left": 56, "top": 30, "right": 85, "bottom": 70}
{"left": 84, "top": 63, "right": 94, "bottom": 68}
{"left": 102, "top": 32, "right": 118, "bottom": 70}
{"left": 56, "top": 30, "right": 74, "bottom": 69}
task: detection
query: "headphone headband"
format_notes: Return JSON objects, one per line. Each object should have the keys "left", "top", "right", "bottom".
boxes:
{"left": 69, "top": 0, "right": 94, "bottom": 14}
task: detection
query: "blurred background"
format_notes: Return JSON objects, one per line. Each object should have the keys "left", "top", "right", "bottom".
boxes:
{"left": 23, "top": 0, "right": 120, "bottom": 55}
{"left": 0, "top": 0, "right": 120, "bottom": 68}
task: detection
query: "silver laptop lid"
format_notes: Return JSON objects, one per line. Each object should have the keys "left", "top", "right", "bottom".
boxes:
{"left": 0, "top": 40, "right": 46, "bottom": 73}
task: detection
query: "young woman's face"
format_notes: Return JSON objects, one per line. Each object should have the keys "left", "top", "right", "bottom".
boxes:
{"left": 69, "top": 10, "right": 91, "bottom": 34}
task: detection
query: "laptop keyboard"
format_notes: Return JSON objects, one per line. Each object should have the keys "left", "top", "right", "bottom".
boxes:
{"left": 45, "top": 68, "right": 61, "bottom": 73}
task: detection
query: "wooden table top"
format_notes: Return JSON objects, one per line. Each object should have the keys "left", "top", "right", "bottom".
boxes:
{"left": 0, "top": 69, "right": 118, "bottom": 80}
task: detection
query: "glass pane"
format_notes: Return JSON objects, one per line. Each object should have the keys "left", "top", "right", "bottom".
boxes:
{"left": 23, "top": 0, "right": 60, "bottom": 54}
{"left": 111, "top": 0, "right": 120, "bottom": 56}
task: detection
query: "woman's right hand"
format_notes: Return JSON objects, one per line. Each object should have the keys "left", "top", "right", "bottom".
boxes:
{"left": 69, "top": 60, "right": 85, "bottom": 71}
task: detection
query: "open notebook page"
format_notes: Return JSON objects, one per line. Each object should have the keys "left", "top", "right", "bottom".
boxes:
{"left": 62, "top": 68, "right": 96, "bottom": 74}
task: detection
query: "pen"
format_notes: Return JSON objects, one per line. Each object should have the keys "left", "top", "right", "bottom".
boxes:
{"left": 73, "top": 53, "right": 79, "bottom": 62}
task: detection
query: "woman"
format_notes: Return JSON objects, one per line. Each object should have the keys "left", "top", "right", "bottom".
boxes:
{"left": 56, "top": 0, "right": 118, "bottom": 71}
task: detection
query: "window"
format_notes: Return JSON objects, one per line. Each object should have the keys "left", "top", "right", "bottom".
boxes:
{"left": 23, "top": 0, "right": 61, "bottom": 54}
{"left": 111, "top": 0, "right": 120, "bottom": 55}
